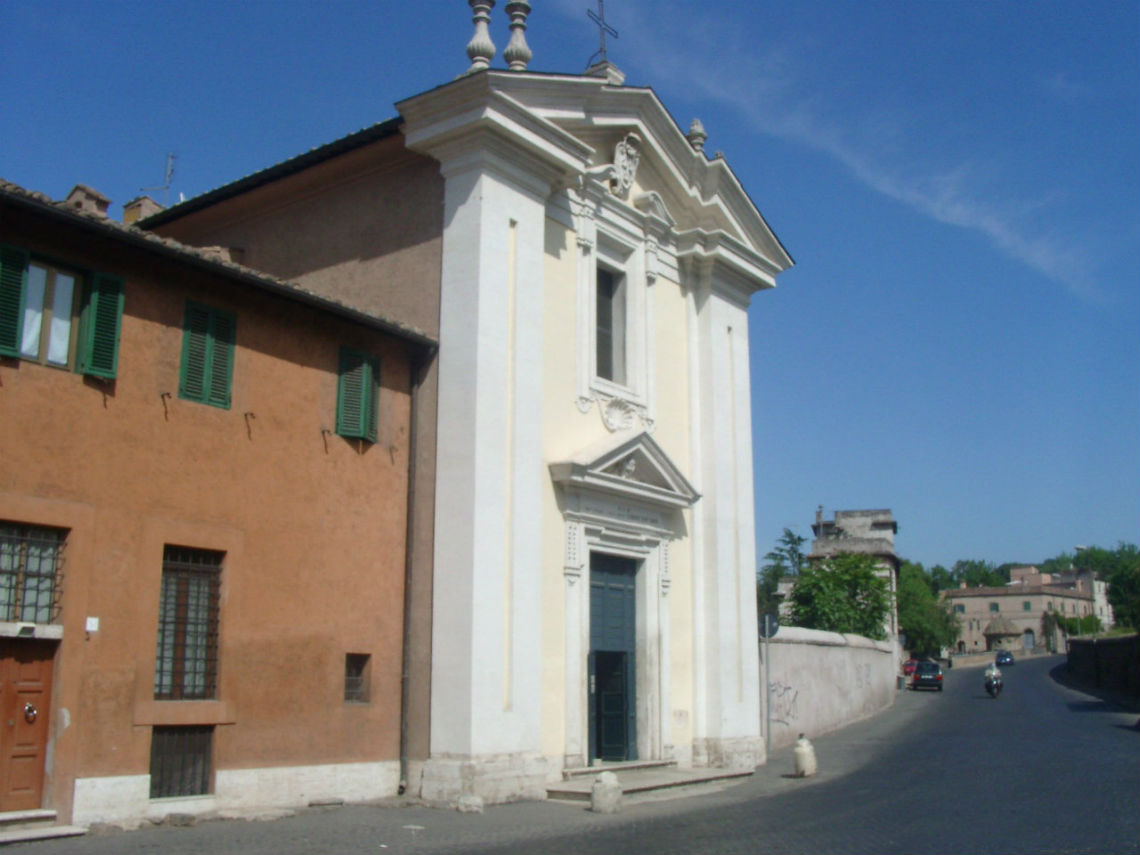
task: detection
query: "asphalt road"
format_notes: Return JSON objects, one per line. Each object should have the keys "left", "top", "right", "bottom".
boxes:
{"left": 17, "top": 655, "right": 1139, "bottom": 854}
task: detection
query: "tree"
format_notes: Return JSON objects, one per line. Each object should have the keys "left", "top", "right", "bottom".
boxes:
{"left": 1039, "top": 551, "right": 1075, "bottom": 578}
{"left": 787, "top": 552, "right": 890, "bottom": 640}
{"left": 1098, "top": 543, "right": 1140, "bottom": 629}
{"left": 897, "top": 562, "right": 960, "bottom": 656}
{"left": 951, "top": 559, "right": 1005, "bottom": 588}
{"left": 756, "top": 528, "right": 806, "bottom": 617}
{"left": 1038, "top": 541, "right": 1140, "bottom": 629}
{"left": 928, "top": 564, "right": 955, "bottom": 593}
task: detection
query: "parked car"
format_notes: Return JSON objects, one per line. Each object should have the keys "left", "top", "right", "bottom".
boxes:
{"left": 912, "top": 661, "right": 943, "bottom": 691}
{"left": 995, "top": 650, "right": 1014, "bottom": 666}
{"left": 903, "top": 659, "right": 918, "bottom": 677}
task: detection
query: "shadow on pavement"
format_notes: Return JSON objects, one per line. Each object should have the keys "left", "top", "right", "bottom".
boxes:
{"left": 1049, "top": 662, "right": 1140, "bottom": 714}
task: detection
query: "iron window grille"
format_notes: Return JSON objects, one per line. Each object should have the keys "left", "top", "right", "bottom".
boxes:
{"left": 344, "top": 653, "right": 371, "bottom": 702}
{"left": 0, "top": 522, "right": 65, "bottom": 624}
{"left": 154, "top": 546, "right": 222, "bottom": 700}
{"left": 149, "top": 725, "right": 213, "bottom": 798}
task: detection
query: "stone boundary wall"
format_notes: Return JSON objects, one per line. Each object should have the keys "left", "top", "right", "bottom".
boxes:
{"left": 1066, "top": 634, "right": 1140, "bottom": 699}
{"left": 760, "top": 626, "right": 897, "bottom": 753}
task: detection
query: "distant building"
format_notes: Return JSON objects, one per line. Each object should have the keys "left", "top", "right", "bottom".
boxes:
{"left": 944, "top": 584, "right": 1095, "bottom": 653}
{"left": 1006, "top": 565, "right": 1114, "bottom": 630}
{"left": 808, "top": 508, "right": 900, "bottom": 639}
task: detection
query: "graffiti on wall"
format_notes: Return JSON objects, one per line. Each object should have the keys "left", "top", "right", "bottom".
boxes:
{"left": 768, "top": 681, "right": 799, "bottom": 725}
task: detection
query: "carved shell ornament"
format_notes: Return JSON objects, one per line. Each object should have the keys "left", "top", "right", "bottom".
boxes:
{"left": 612, "top": 133, "right": 641, "bottom": 199}
{"left": 601, "top": 398, "right": 637, "bottom": 431}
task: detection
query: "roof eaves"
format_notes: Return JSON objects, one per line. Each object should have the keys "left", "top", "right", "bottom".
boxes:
{"left": 138, "top": 117, "right": 403, "bottom": 229}
{"left": 1, "top": 179, "right": 436, "bottom": 352}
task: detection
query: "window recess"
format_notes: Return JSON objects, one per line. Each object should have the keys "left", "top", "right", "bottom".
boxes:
{"left": 154, "top": 546, "right": 222, "bottom": 701}
{"left": 149, "top": 725, "right": 213, "bottom": 798}
{"left": 344, "top": 653, "right": 371, "bottom": 703}
{"left": 595, "top": 266, "right": 626, "bottom": 385}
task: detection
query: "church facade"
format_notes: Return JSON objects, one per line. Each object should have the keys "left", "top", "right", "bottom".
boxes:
{"left": 396, "top": 62, "right": 793, "bottom": 800}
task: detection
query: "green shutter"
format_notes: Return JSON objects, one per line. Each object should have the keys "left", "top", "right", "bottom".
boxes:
{"left": 179, "top": 302, "right": 235, "bottom": 409}
{"left": 179, "top": 302, "right": 212, "bottom": 402}
{"left": 337, "top": 347, "right": 378, "bottom": 442}
{"left": 0, "top": 245, "right": 29, "bottom": 358}
{"left": 206, "top": 310, "right": 235, "bottom": 409}
{"left": 77, "top": 273, "right": 124, "bottom": 378}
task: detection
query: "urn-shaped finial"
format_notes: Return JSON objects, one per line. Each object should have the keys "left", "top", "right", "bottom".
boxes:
{"left": 503, "top": 1, "right": 532, "bottom": 71}
{"left": 687, "top": 118, "right": 707, "bottom": 152}
{"left": 465, "top": 0, "right": 496, "bottom": 74}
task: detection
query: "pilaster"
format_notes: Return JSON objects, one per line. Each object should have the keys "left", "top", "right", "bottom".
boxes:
{"left": 685, "top": 256, "right": 763, "bottom": 769}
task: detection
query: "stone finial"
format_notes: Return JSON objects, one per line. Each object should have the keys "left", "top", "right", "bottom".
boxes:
{"left": 465, "top": 0, "right": 496, "bottom": 74}
{"left": 503, "top": 1, "right": 532, "bottom": 71}
{"left": 687, "top": 119, "right": 707, "bottom": 152}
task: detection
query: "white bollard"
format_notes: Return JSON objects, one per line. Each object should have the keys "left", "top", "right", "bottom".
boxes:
{"left": 793, "top": 733, "right": 817, "bottom": 777}
{"left": 590, "top": 770, "right": 623, "bottom": 813}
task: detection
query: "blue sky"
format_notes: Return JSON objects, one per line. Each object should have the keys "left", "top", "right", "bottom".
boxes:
{"left": 3, "top": 1, "right": 1137, "bottom": 569}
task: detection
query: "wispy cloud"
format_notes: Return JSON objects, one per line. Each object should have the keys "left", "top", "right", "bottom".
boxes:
{"left": 1043, "top": 71, "right": 1089, "bottom": 104}
{"left": 548, "top": 2, "right": 1101, "bottom": 301}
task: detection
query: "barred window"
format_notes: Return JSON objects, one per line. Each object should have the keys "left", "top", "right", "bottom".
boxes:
{"left": 154, "top": 546, "right": 221, "bottom": 700}
{"left": 344, "top": 653, "right": 371, "bottom": 703}
{"left": 0, "top": 522, "right": 65, "bottom": 623}
{"left": 150, "top": 725, "right": 213, "bottom": 798}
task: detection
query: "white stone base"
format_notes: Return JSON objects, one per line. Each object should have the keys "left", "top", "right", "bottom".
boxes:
{"left": 71, "top": 761, "right": 400, "bottom": 828}
{"left": 691, "top": 736, "right": 764, "bottom": 770}
{"left": 420, "top": 752, "right": 548, "bottom": 805}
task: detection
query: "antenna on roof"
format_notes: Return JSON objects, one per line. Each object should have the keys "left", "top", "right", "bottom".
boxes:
{"left": 586, "top": 0, "right": 618, "bottom": 67}
{"left": 142, "top": 153, "right": 177, "bottom": 207}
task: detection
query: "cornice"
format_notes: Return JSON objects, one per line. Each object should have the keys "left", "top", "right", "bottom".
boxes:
{"left": 398, "top": 76, "right": 592, "bottom": 185}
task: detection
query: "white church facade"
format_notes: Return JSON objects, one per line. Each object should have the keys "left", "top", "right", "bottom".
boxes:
{"left": 401, "top": 47, "right": 793, "bottom": 801}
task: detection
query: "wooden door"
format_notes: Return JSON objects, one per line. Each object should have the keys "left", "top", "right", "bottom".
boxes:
{"left": 0, "top": 641, "right": 54, "bottom": 811}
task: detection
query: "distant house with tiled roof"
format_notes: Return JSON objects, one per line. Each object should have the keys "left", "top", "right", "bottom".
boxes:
{"left": 943, "top": 583, "right": 1095, "bottom": 654}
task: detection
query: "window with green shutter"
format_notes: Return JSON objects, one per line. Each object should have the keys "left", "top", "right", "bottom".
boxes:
{"left": 336, "top": 346, "right": 379, "bottom": 442}
{"left": 179, "top": 301, "right": 236, "bottom": 409}
{"left": 0, "top": 244, "right": 123, "bottom": 377}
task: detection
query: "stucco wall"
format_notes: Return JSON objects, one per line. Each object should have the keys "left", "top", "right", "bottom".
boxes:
{"left": 149, "top": 136, "right": 444, "bottom": 337}
{"left": 145, "top": 138, "right": 444, "bottom": 777}
{"left": 1, "top": 213, "right": 419, "bottom": 823}
{"left": 761, "top": 627, "right": 897, "bottom": 751}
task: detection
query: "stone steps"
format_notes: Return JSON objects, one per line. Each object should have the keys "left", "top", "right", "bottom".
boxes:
{"left": 547, "top": 763, "right": 754, "bottom": 803}
{"left": 0, "top": 809, "right": 87, "bottom": 845}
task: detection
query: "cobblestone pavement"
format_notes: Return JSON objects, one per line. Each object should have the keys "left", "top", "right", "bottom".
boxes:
{"left": 15, "top": 655, "right": 1139, "bottom": 854}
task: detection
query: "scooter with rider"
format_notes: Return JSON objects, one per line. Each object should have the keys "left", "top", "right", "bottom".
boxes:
{"left": 984, "top": 661, "right": 1004, "bottom": 699}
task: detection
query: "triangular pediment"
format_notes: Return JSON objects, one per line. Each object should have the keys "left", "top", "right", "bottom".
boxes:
{"left": 399, "top": 72, "right": 793, "bottom": 283}
{"left": 549, "top": 430, "right": 699, "bottom": 509}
